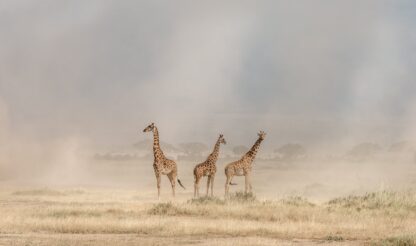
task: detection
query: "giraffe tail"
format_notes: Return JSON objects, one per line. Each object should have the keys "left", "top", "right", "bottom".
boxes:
{"left": 177, "top": 179, "right": 186, "bottom": 190}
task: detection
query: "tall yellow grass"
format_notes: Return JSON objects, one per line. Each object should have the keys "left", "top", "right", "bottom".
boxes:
{"left": 0, "top": 188, "right": 415, "bottom": 245}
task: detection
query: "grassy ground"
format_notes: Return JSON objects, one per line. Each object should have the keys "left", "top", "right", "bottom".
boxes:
{"left": 0, "top": 188, "right": 415, "bottom": 245}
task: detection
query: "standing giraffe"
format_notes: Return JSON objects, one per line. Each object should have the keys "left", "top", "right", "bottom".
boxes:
{"left": 143, "top": 123, "right": 185, "bottom": 199}
{"left": 224, "top": 131, "right": 266, "bottom": 197}
{"left": 193, "top": 134, "right": 226, "bottom": 198}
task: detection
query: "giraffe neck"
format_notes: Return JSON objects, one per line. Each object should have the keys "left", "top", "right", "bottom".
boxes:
{"left": 152, "top": 127, "right": 165, "bottom": 159}
{"left": 206, "top": 137, "right": 221, "bottom": 163}
{"left": 244, "top": 137, "right": 263, "bottom": 162}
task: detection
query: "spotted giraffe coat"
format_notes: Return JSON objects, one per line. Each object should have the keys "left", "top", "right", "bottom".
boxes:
{"left": 193, "top": 135, "right": 224, "bottom": 181}
{"left": 225, "top": 134, "right": 265, "bottom": 177}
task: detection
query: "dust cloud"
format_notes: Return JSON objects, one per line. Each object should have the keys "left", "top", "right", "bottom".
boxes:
{"left": 1, "top": 1, "right": 416, "bottom": 199}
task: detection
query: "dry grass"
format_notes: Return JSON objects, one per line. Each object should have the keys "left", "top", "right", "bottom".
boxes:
{"left": 376, "top": 235, "right": 416, "bottom": 246}
{"left": 0, "top": 188, "right": 415, "bottom": 245}
{"left": 327, "top": 190, "right": 416, "bottom": 210}
{"left": 11, "top": 188, "right": 66, "bottom": 196}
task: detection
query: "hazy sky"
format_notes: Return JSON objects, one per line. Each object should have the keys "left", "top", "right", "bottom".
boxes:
{"left": 1, "top": 0, "right": 416, "bottom": 149}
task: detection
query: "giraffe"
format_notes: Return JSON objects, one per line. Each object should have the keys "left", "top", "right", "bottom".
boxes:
{"left": 224, "top": 131, "right": 266, "bottom": 197}
{"left": 143, "top": 123, "right": 185, "bottom": 200}
{"left": 193, "top": 134, "right": 226, "bottom": 198}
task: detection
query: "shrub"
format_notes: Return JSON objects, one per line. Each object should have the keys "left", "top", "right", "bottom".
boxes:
{"left": 325, "top": 235, "right": 344, "bottom": 242}
{"left": 280, "top": 196, "right": 315, "bottom": 207}
{"left": 377, "top": 235, "right": 416, "bottom": 246}
{"left": 12, "top": 188, "right": 64, "bottom": 196}
{"left": 327, "top": 191, "right": 416, "bottom": 210}
{"left": 147, "top": 202, "right": 191, "bottom": 216}
{"left": 188, "top": 196, "right": 225, "bottom": 205}
{"left": 228, "top": 192, "right": 257, "bottom": 203}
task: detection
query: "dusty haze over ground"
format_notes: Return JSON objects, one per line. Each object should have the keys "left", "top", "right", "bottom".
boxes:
{"left": 1, "top": 1, "right": 416, "bottom": 196}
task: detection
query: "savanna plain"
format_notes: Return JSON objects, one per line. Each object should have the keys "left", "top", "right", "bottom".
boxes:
{"left": 1, "top": 159, "right": 416, "bottom": 246}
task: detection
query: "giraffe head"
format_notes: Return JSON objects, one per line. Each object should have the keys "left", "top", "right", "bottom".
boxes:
{"left": 219, "top": 134, "right": 227, "bottom": 145}
{"left": 143, "top": 122, "right": 155, "bottom": 133}
{"left": 258, "top": 131, "right": 266, "bottom": 140}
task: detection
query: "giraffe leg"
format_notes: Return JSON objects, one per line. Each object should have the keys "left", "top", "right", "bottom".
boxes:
{"left": 156, "top": 174, "right": 161, "bottom": 200}
{"left": 194, "top": 176, "right": 200, "bottom": 198}
{"left": 197, "top": 176, "right": 202, "bottom": 197}
{"left": 244, "top": 174, "right": 249, "bottom": 194}
{"left": 210, "top": 175, "right": 215, "bottom": 197}
{"left": 246, "top": 173, "right": 252, "bottom": 193}
{"left": 193, "top": 177, "right": 197, "bottom": 198}
{"left": 225, "top": 175, "right": 231, "bottom": 198}
{"left": 206, "top": 175, "right": 211, "bottom": 197}
{"left": 167, "top": 172, "right": 176, "bottom": 198}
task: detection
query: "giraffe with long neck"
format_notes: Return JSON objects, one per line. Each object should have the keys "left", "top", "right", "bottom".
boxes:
{"left": 224, "top": 131, "right": 266, "bottom": 197}
{"left": 193, "top": 134, "right": 226, "bottom": 197}
{"left": 143, "top": 123, "right": 185, "bottom": 199}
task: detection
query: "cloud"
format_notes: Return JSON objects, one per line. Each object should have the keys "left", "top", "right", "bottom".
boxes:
{"left": 0, "top": 0, "right": 415, "bottom": 150}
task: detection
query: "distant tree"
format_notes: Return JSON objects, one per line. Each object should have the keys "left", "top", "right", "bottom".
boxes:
{"left": 389, "top": 141, "right": 414, "bottom": 152}
{"left": 347, "top": 142, "right": 381, "bottom": 159}
{"left": 232, "top": 145, "right": 249, "bottom": 156}
{"left": 275, "top": 143, "right": 306, "bottom": 161}
{"left": 178, "top": 142, "right": 208, "bottom": 155}
{"left": 133, "top": 139, "right": 152, "bottom": 151}
{"left": 94, "top": 152, "right": 138, "bottom": 161}
{"left": 133, "top": 139, "right": 179, "bottom": 152}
